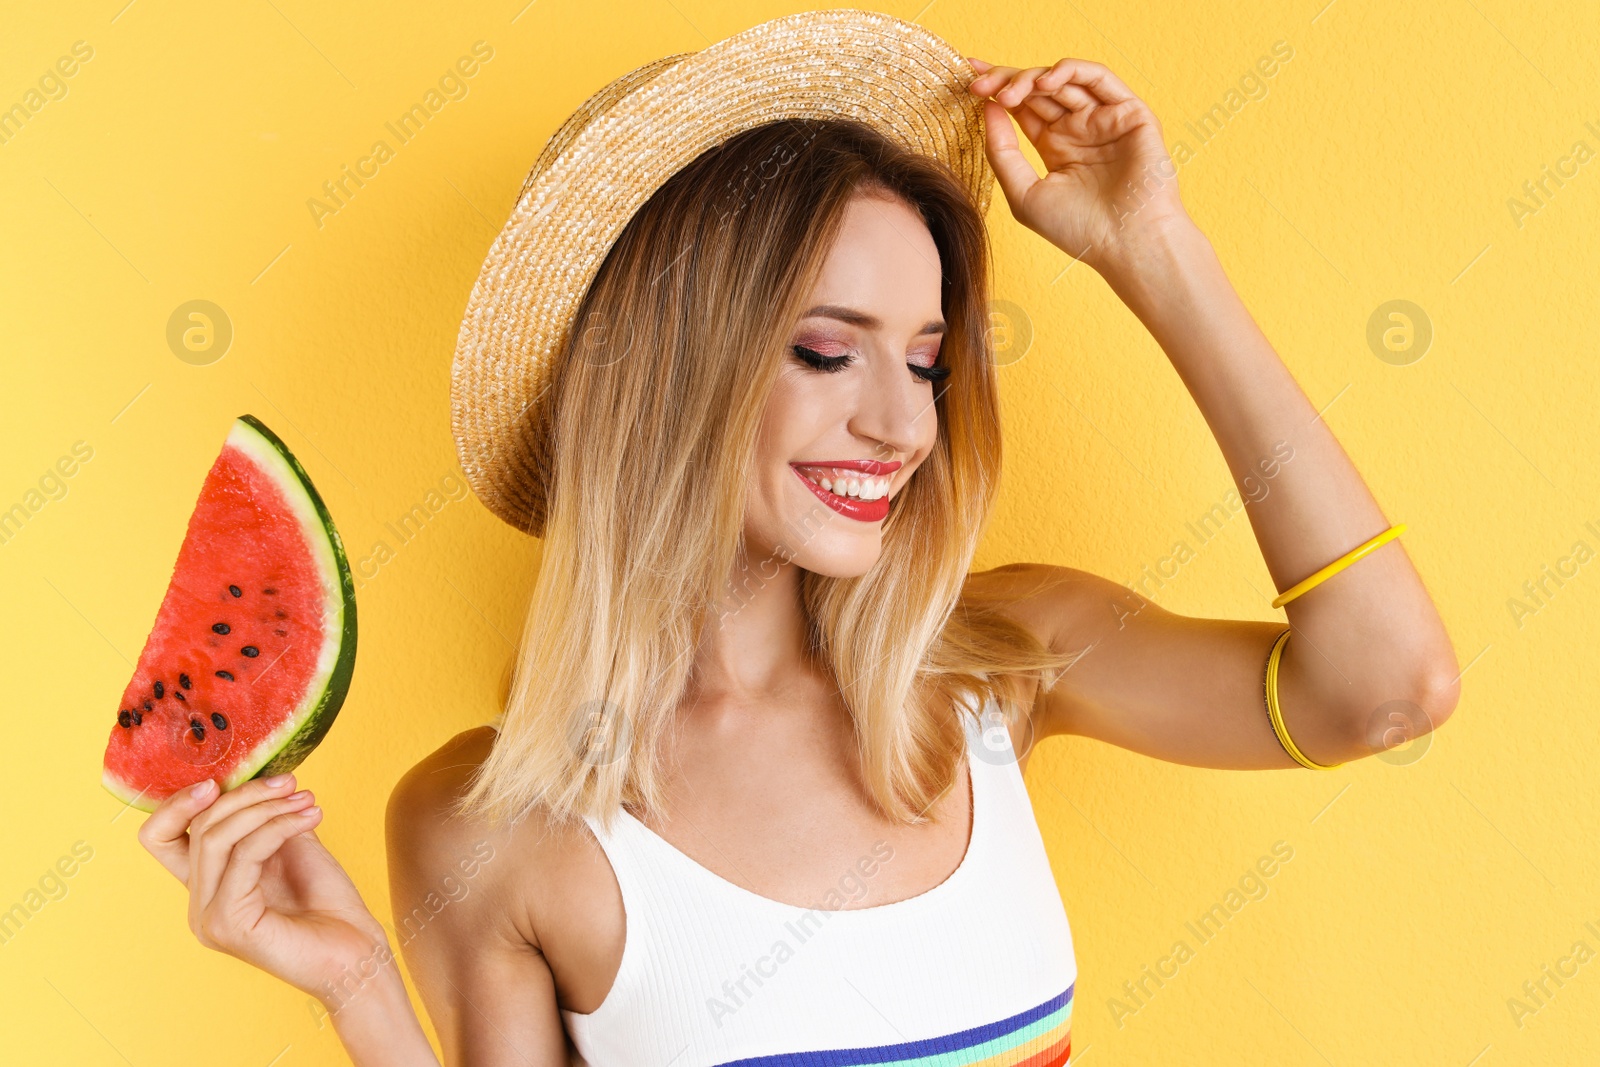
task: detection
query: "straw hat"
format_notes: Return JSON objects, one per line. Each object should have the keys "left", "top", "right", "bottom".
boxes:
{"left": 450, "top": 8, "right": 995, "bottom": 536}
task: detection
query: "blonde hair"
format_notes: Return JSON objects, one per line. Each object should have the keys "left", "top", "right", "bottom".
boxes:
{"left": 454, "top": 118, "right": 1080, "bottom": 831}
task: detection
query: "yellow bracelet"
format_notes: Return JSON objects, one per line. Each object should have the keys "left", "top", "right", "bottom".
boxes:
{"left": 1270, "top": 524, "right": 1408, "bottom": 609}
{"left": 1263, "top": 628, "right": 1341, "bottom": 770}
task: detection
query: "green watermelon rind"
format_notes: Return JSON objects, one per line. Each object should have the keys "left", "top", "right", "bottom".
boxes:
{"left": 101, "top": 414, "right": 358, "bottom": 811}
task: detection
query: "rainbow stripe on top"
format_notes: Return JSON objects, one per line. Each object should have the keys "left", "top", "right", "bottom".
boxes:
{"left": 714, "top": 983, "right": 1073, "bottom": 1067}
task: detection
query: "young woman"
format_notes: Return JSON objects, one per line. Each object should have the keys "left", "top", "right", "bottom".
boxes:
{"left": 137, "top": 53, "right": 1459, "bottom": 1067}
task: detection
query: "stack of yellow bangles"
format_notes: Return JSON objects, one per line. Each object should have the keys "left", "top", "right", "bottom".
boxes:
{"left": 1263, "top": 523, "right": 1407, "bottom": 770}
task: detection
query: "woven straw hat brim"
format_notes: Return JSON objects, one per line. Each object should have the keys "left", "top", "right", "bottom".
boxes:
{"left": 450, "top": 8, "right": 994, "bottom": 536}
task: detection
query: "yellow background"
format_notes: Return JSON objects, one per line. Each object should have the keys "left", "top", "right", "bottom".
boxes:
{"left": 3, "top": 0, "right": 1597, "bottom": 1062}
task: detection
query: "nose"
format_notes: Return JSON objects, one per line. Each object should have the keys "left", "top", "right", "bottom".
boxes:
{"left": 847, "top": 354, "right": 936, "bottom": 463}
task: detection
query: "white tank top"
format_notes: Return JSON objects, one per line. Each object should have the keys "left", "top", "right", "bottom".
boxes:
{"left": 562, "top": 694, "right": 1078, "bottom": 1066}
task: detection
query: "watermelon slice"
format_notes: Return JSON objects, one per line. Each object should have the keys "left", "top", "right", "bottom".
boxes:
{"left": 102, "top": 414, "right": 357, "bottom": 812}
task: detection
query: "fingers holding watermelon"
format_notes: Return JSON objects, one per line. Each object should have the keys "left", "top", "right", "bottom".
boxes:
{"left": 137, "top": 776, "right": 227, "bottom": 882}
{"left": 139, "top": 773, "right": 392, "bottom": 1002}
{"left": 188, "top": 780, "right": 320, "bottom": 916}
{"left": 137, "top": 772, "right": 292, "bottom": 881}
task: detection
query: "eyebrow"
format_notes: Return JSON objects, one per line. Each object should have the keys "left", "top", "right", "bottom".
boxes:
{"left": 802, "top": 304, "right": 946, "bottom": 336}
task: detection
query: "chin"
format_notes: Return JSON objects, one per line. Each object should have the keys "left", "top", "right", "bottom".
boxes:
{"left": 787, "top": 528, "right": 883, "bottom": 578}
{"left": 743, "top": 503, "right": 887, "bottom": 581}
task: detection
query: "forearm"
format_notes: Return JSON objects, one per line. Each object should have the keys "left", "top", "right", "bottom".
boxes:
{"left": 1097, "top": 219, "right": 1459, "bottom": 727}
{"left": 323, "top": 950, "right": 442, "bottom": 1067}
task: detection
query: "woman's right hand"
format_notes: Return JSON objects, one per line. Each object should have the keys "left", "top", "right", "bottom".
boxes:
{"left": 139, "top": 772, "right": 394, "bottom": 1006}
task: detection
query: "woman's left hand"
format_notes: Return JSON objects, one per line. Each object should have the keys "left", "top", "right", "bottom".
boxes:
{"left": 966, "top": 57, "right": 1190, "bottom": 276}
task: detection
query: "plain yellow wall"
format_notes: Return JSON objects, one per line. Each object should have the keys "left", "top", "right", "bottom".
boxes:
{"left": 4, "top": 0, "right": 1597, "bottom": 1062}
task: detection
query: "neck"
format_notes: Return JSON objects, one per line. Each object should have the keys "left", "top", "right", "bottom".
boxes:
{"left": 689, "top": 543, "right": 816, "bottom": 702}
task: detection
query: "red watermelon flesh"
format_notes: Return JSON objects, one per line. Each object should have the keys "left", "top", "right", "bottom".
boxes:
{"left": 102, "top": 414, "right": 357, "bottom": 812}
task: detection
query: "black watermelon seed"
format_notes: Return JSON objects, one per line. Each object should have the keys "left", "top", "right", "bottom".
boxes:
{"left": 241, "top": 646, "right": 259, "bottom": 658}
{"left": 153, "top": 680, "right": 165, "bottom": 698}
{"left": 215, "top": 670, "right": 234, "bottom": 681}
{"left": 179, "top": 673, "right": 191, "bottom": 689}
{"left": 189, "top": 719, "right": 205, "bottom": 741}
{"left": 228, "top": 584, "right": 242, "bottom": 598}
{"left": 210, "top": 712, "right": 227, "bottom": 730}
{"left": 118, "top": 710, "right": 131, "bottom": 728}
{"left": 274, "top": 610, "right": 287, "bottom": 619}
{"left": 173, "top": 690, "right": 186, "bottom": 702}
{"left": 263, "top": 588, "right": 277, "bottom": 595}
{"left": 212, "top": 622, "right": 230, "bottom": 635}
{"left": 130, "top": 709, "right": 142, "bottom": 725}
{"left": 143, "top": 701, "right": 153, "bottom": 711}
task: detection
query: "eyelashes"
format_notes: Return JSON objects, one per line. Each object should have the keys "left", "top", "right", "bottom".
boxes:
{"left": 791, "top": 344, "right": 852, "bottom": 374}
{"left": 791, "top": 344, "right": 951, "bottom": 383}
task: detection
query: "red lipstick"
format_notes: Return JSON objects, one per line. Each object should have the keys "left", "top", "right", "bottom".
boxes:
{"left": 789, "top": 460, "right": 902, "bottom": 523}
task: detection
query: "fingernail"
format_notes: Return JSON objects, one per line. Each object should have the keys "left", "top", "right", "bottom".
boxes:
{"left": 301, "top": 806, "right": 321, "bottom": 818}
{"left": 288, "top": 790, "right": 310, "bottom": 801}
{"left": 265, "top": 774, "right": 292, "bottom": 787}
{"left": 191, "top": 780, "right": 216, "bottom": 798}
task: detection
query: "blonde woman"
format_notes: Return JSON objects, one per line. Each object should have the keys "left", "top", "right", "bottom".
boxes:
{"left": 135, "top": 15, "right": 1459, "bottom": 1067}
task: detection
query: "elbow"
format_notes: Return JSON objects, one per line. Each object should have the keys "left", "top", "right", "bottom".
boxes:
{"left": 1411, "top": 642, "right": 1463, "bottom": 733}
{"left": 1417, "top": 663, "right": 1461, "bottom": 732}
{"left": 1349, "top": 661, "right": 1460, "bottom": 760}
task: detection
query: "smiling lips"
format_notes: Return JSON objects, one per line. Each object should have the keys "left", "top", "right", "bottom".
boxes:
{"left": 790, "top": 459, "right": 902, "bottom": 522}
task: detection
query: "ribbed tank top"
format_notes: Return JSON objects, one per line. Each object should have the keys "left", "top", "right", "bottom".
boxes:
{"left": 562, "top": 694, "right": 1077, "bottom": 1066}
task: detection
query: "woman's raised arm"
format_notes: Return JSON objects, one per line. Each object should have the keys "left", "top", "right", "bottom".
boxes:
{"left": 964, "top": 58, "right": 1459, "bottom": 767}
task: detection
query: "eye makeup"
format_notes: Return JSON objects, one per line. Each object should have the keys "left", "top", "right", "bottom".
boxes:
{"left": 791, "top": 343, "right": 853, "bottom": 373}
{"left": 789, "top": 341, "right": 951, "bottom": 382}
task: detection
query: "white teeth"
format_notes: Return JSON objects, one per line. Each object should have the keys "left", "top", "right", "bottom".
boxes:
{"left": 798, "top": 467, "right": 889, "bottom": 501}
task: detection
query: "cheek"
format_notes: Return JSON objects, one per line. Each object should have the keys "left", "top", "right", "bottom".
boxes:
{"left": 756, "top": 371, "right": 838, "bottom": 461}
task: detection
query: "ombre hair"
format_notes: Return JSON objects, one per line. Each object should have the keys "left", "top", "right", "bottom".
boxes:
{"left": 454, "top": 118, "right": 1080, "bottom": 831}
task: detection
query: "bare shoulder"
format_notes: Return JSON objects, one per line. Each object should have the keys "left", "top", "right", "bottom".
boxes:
{"left": 385, "top": 727, "right": 626, "bottom": 1027}
{"left": 384, "top": 728, "right": 529, "bottom": 943}
{"left": 384, "top": 726, "right": 608, "bottom": 1060}
{"left": 386, "top": 727, "right": 507, "bottom": 865}
{"left": 386, "top": 725, "right": 500, "bottom": 834}
{"left": 385, "top": 727, "right": 604, "bottom": 947}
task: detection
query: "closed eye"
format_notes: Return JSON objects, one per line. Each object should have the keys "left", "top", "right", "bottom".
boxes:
{"left": 794, "top": 343, "right": 952, "bottom": 383}
{"left": 792, "top": 344, "right": 853, "bottom": 373}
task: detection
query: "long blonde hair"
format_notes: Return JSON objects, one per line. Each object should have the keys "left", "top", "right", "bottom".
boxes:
{"left": 454, "top": 118, "right": 1080, "bottom": 831}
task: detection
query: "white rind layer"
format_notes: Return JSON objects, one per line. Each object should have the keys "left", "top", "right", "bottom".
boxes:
{"left": 219, "top": 419, "right": 345, "bottom": 789}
